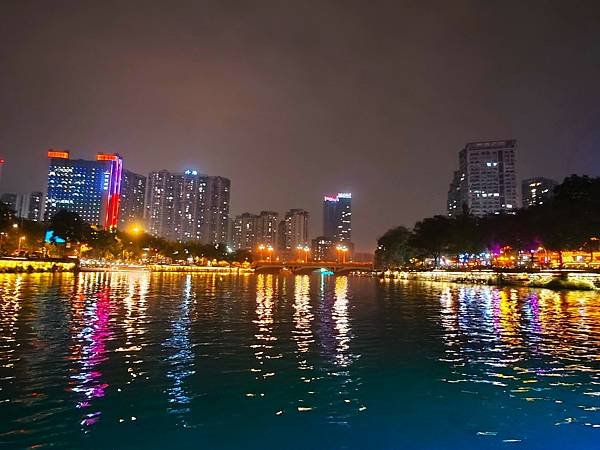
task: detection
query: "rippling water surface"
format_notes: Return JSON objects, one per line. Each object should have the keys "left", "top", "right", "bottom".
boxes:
{"left": 1, "top": 272, "right": 599, "bottom": 449}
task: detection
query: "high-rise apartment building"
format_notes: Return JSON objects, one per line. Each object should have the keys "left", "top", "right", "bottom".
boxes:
{"left": 447, "top": 140, "right": 517, "bottom": 217}
{"left": 44, "top": 150, "right": 123, "bottom": 229}
{"left": 145, "top": 170, "right": 229, "bottom": 244}
{"left": 199, "top": 176, "right": 230, "bottom": 245}
{"left": 281, "top": 209, "right": 309, "bottom": 251}
{"left": 255, "top": 211, "right": 279, "bottom": 247}
{"left": 232, "top": 213, "right": 258, "bottom": 250}
{"left": 323, "top": 193, "right": 352, "bottom": 242}
{"left": 145, "top": 170, "right": 177, "bottom": 240}
{"left": 119, "top": 170, "right": 146, "bottom": 230}
{"left": 522, "top": 177, "right": 558, "bottom": 208}
{"left": 0, "top": 192, "right": 40, "bottom": 221}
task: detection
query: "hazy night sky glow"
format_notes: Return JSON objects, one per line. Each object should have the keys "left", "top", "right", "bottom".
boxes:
{"left": 1, "top": 0, "right": 599, "bottom": 250}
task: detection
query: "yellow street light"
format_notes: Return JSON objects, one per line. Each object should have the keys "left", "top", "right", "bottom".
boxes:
{"left": 336, "top": 245, "right": 348, "bottom": 263}
{"left": 17, "top": 236, "right": 26, "bottom": 253}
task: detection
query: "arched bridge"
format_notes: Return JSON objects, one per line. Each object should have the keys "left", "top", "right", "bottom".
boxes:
{"left": 251, "top": 261, "right": 374, "bottom": 274}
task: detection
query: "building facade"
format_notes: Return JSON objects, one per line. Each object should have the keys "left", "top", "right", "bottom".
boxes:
{"left": 145, "top": 170, "right": 177, "bottom": 240}
{"left": 0, "top": 192, "right": 39, "bottom": 220}
{"left": 145, "top": 170, "right": 230, "bottom": 244}
{"left": 119, "top": 170, "right": 146, "bottom": 230}
{"left": 311, "top": 236, "right": 335, "bottom": 261}
{"left": 44, "top": 150, "right": 123, "bottom": 229}
{"left": 281, "top": 209, "right": 309, "bottom": 252}
{"left": 323, "top": 193, "right": 352, "bottom": 242}
{"left": 522, "top": 177, "right": 558, "bottom": 208}
{"left": 255, "top": 211, "right": 279, "bottom": 247}
{"left": 447, "top": 140, "right": 517, "bottom": 217}
{"left": 199, "top": 176, "right": 230, "bottom": 245}
{"left": 232, "top": 213, "right": 258, "bottom": 250}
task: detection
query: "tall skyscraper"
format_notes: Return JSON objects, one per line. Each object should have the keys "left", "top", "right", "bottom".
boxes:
{"left": 199, "top": 176, "right": 230, "bottom": 245}
{"left": 44, "top": 150, "right": 123, "bottom": 229}
{"left": 255, "top": 211, "right": 279, "bottom": 247}
{"left": 145, "top": 170, "right": 176, "bottom": 239}
{"left": 323, "top": 193, "right": 352, "bottom": 242}
{"left": 522, "top": 177, "right": 558, "bottom": 208}
{"left": 146, "top": 170, "right": 230, "bottom": 244}
{"left": 447, "top": 140, "right": 517, "bottom": 217}
{"left": 119, "top": 170, "right": 146, "bottom": 230}
{"left": 281, "top": 209, "right": 309, "bottom": 252}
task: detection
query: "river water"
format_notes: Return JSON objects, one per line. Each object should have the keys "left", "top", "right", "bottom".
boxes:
{"left": 0, "top": 272, "right": 599, "bottom": 449}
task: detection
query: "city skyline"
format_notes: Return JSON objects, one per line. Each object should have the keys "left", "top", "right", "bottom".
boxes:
{"left": 2, "top": 1, "right": 600, "bottom": 251}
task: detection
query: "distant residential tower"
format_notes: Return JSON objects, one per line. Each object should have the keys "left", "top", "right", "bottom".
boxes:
{"left": 447, "top": 140, "right": 517, "bottom": 217}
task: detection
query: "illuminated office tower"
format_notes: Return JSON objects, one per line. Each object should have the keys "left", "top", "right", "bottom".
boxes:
{"left": 44, "top": 150, "right": 122, "bottom": 229}
{"left": 323, "top": 192, "right": 352, "bottom": 242}
{"left": 447, "top": 140, "right": 517, "bottom": 217}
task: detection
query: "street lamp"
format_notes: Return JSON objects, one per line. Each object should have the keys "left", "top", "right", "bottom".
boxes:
{"left": 336, "top": 245, "right": 348, "bottom": 263}
{"left": 17, "top": 236, "right": 25, "bottom": 254}
{"left": 266, "top": 245, "right": 274, "bottom": 261}
{"left": 258, "top": 244, "right": 265, "bottom": 261}
{"left": 297, "top": 245, "right": 309, "bottom": 262}
{"left": 304, "top": 246, "right": 310, "bottom": 262}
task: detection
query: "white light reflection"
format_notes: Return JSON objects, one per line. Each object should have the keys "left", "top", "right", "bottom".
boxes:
{"left": 292, "top": 275, "right": 315, "bottom": 412}
{"left": 119, "top": 272, "right": 150, "bottom": 382}
{"left": 251, "top": 274, "right": 280, "bottom": 382}
{"left": 437, "top": 285, "right": 600, "bottom": 430}
{"left": 0, "top": 276, "right": 23, "bottom": 402}
{"left": 163, "top": 274, "right": 195, "bottom": 425}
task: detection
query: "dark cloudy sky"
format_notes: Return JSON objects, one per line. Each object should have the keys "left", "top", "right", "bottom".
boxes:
{"left": 1, "top": 0, "right": 599, "bottom": 250}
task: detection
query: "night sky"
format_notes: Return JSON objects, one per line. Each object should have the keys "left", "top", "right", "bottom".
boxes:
{"left": 1, "top": 0, "right": 599, "bottom": 251}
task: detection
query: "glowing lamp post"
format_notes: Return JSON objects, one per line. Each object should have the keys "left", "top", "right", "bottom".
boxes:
{"left": 17, "top": 236, "right": 25, "bottom": 254}
{"left": 266, "top": 245, "right": 274, "bottom": 261}
{"left": 336, "top": 245, "right": 348, "bottom": 263}
{"left": 258, "top": 244, "right": 265, "bottom": 261}
{"left": 296, "top": 245, "right": 310, "bottom": 262}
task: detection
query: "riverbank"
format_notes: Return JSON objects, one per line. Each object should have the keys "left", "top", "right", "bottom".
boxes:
{"left": 0, "top": 257, "right": 77, "bottom": 273}
{"left": 381, "top": 269, "right": 600, "bottom": 290}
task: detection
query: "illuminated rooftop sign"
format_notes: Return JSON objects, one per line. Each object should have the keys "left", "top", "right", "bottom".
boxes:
{"left": 96, "top": 153, "right": 120, "bottom": 161}
{"left": 47, "top": 150, "right": 70, "bottom": 159}
{"left": 324, "top": 192, "right": 352, "bottom": 202}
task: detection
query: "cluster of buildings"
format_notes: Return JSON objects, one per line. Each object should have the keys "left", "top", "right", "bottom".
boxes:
{"left": 447, "top": 140, "right": 558, "bottom": 216}
{"left": 0, "top": 150, "right": 356, "bottom": 262}
{"left": 231, "top": 192, "right": 353, "bottom": 261}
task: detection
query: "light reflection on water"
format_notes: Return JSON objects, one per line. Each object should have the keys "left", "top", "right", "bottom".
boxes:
{"left": 437, "top": 284, "right": 600, "bottom": 437}
{"left": 0, "top": 273, "right": 598, "bottom": 449}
